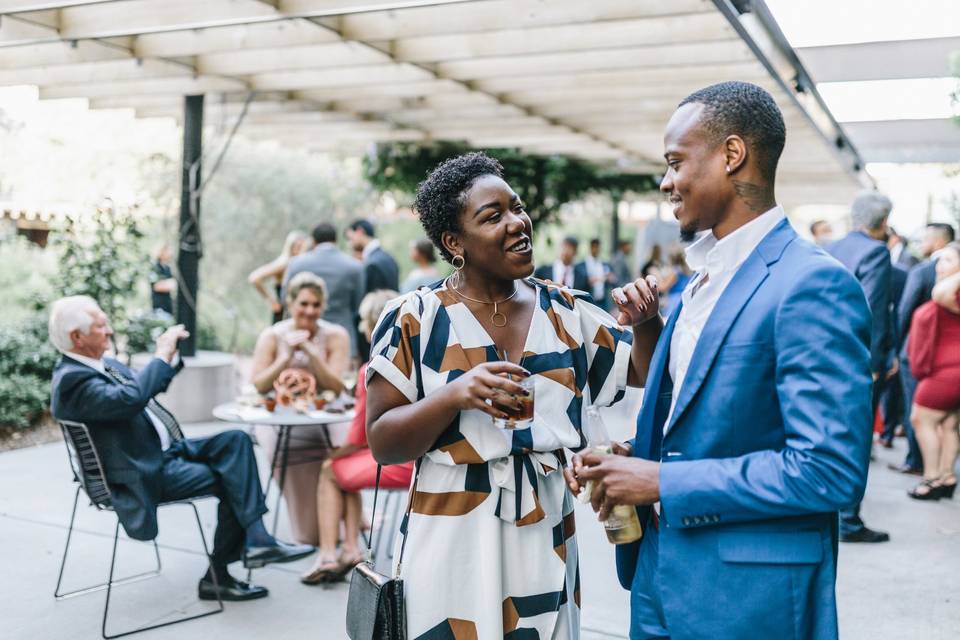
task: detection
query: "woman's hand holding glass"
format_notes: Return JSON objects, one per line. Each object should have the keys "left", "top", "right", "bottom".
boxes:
{"left": 611, "top": 275, "right": 660, "bottom": 326}
{"left": 446, "top": 361, "right": 530, "bottom": 420}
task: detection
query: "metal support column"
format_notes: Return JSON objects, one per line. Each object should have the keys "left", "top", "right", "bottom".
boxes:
{"left": 610, "top": 197, "right": 621, "bottom": 260}
{"left": 176, "top": 94, "right": 204, "bottom": 357}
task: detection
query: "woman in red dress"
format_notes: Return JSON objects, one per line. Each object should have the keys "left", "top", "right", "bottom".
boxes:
{"left": 300, "top": 289, "right": 415, "bottom": 583}
{"left": 907, "top": 242, "right": 960, "bottom": 500}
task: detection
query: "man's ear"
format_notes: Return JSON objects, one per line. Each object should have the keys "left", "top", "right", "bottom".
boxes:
{"left": 723, "top": 135, "right": 748, "bottom": 174}
{"left": 441, "top": 231, "right": 462, "bottom": 259}
{"left": 68, "top": 329, "right": 81, "bottom": 347}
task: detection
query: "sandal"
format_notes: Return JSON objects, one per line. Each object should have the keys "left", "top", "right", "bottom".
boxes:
{"left": 907, "top": 479, "right": 945, "bottom": 501}
{"left": 336, "top": 551, "right": 366, "bottom": 578}
{"left": 939, "top": 475, "right": 957, "bottom": 499}
{"left": 300, "top": 557, "right": 345, "bottom": 585}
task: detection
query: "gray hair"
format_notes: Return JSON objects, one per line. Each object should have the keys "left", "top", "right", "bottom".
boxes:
{"left": 851, "top": 190, "right": 892, "bottom": 231}
{"left": 358, "top": 290, "right": 398, "bottom": 338}
{"left": 48, "top": 295, "right": 100, "bottom": 352}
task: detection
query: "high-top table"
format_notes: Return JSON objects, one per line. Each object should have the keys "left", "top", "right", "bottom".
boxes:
{"left": 212, "top": 402, "right": 355, "bottom": 536}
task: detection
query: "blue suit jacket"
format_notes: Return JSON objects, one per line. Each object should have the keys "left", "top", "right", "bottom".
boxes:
{"left": 617, "top": 220, "right": 872, "bottom": 639}
{"left": 897, "top": 258, "right": 938, "bottom": 358}
{"left": 50, "top": 355, "right": 180, "bottom": 540}
{"left": 826, "top": 231, "right": 893, "bottom": 372}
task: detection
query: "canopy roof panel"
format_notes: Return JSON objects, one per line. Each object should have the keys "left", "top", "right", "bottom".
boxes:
{"left": 0, "top": 0, "right": 868, "bottom": 205}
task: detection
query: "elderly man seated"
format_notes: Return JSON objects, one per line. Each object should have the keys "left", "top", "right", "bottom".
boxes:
{"left": 48, "top": 295, "right": 314, "bottom": 601}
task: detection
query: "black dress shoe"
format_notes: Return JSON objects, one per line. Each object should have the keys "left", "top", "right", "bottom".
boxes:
{"left": 243, "top": 541, "right": 316, "bottom": 569}
{"left": 198, "top": 574, "right": 268, "bottom": 601}
{"left": 887, "top": 462, "right": 922, "bottom": 476}
{"left": 840, "top": 527, "right": 890, "bottom": 543}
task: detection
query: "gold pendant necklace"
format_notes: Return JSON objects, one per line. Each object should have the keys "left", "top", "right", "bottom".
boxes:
{"left": 447, "top": 277, "right": 518, "bottom": 327}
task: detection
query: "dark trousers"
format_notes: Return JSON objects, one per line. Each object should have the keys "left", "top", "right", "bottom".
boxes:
{"left": 840, "top": 379, "right": 884, "bottom": 535}
{"left": 160, "top": 430, "right": 268, "bottom": 568}
{"left": 899, "top": 358, "right": 924, "bottom": 470}
{"left": 880, "top": 370, "right": 904, "bottom": 442}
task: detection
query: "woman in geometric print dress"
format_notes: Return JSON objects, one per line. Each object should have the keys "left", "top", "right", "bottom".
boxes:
{"left": 365, "top": 153, "right": 662, "bottom": 640}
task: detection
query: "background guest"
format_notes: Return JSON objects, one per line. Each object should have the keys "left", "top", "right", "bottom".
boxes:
{"left": 301, "top": 289, "right": 413, "bottom": 585}
{"left": 656, "top": 246, "right": 692, "bottom": 316}
{"left": 149, "top": 242, "right": 176, "bottom": 315}
{"left": 401, "top": 238, "right": 441, "bottom": 293}
{"left": 346, "top": 218, "right": 399, "bottom": 360}
{"left": 534, "top": 235, "right": 590, "bottom": 294}
{"left": 610, "top": 238, "right": 634, "bottom": 287}
{"left": 906, "top": 242, "right": 960, "bottom": 500}
{"left": 247, "top": 230, "right": 310, "bottom": 323}
{"left": 892, "top": 222, "right": 957, "bottom": 475}
{"left": 810, "top": 219, "right": 835, "bottom": 246}
{"left": 284, "top": 222, "right": 364, "bottom": 358}
{"left": 888, "top": 226, "right": 919, "bottom": 269}
{"left": 581, "top": 237, "right": 614, "bottom": 309}
{"left": 827, "top": 190, "right": 895, "bottom": 543}
{"left": 250, "top": 272, "right": 350, "bottom": 546}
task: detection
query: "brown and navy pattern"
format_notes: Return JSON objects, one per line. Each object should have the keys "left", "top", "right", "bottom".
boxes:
{"left": 367, "top": 278, "right": 632, "bottom": 640}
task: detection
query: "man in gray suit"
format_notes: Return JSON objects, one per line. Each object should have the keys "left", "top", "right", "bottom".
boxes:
{"left": 283, "top": 223, "right": 364, "bottom": 356}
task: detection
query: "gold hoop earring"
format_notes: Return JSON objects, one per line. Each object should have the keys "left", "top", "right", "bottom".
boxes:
{"left": 451, "top": 254, "right": 465, "bottom": 287}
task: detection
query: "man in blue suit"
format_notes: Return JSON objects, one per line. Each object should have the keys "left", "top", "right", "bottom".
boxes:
{"left": 49, "top": 296, "right": 314, "bottom": 602}
{"left": 825, "top": 191, "right": 896, "bottom": 543}
{"left": 566, "top": 82, "right": 872, "bottom": 639}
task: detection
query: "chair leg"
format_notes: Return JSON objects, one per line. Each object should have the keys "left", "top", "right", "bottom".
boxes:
{"left": 55, "top": 488, "right": 162, "bottom": 600}
{"left": 100, "top": 503, "right": 223, "bottom": 639}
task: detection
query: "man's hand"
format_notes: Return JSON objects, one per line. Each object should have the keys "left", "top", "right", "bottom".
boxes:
{"left": 155, "top": 324, "right": 189, "bottom": 363}
{"left": 611, "top": 276, "right": 659, "bottom": 326}
{"left": 885, "top": 357, "right": 900, "bottom": 380}
{"left": 564, "top": 441, "right": 632, "bottom": 495}
{"left": 569, "top": 451, "right": 660, "bottom": 521}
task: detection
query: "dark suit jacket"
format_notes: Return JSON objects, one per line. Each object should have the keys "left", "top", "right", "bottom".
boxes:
{"left": 532, "top": 263, "right": 591, "bottom": 294}
{"left": 894, "top": 246, "right": 919, "bottom": 270}
{"left": 897, "top": 258, "right": 938, "bottom": 357}
{"left": 364, "top": 246, "right": 399, "bottom": 294}
{"left": 50, "top": 355, "right": 180, "bottom": 540}
{"left": 827, "top": 231, "right": 893, "bottom": 373}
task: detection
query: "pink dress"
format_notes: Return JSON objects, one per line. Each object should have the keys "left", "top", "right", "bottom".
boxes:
{"left": 331, "top": 364, "right": 414, "bottom": 492}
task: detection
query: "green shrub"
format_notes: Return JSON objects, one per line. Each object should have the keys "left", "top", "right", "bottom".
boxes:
{"left": 124, "top": 309, "right": 175, "bottom": 355}
{"left": 0, "top": 314, "right": 59, "bottom": 429}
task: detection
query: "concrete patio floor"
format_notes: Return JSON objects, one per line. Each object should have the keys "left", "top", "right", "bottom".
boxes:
{"left": 1, "top": 413, "right": 957, "bottom": 640}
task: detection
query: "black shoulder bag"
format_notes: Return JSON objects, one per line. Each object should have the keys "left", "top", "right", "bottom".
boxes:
{"left": 345, "top": 462, "right": 420, "bottom": 640}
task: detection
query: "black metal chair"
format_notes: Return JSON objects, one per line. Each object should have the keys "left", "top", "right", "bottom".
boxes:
{"left": 54, "top": 419, "right": 223, "bottom": 639}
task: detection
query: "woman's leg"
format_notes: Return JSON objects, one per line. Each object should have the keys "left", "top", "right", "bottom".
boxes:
{"left": 911, "top": 404, "right": 947, "bottom": 493}
{"left": 316, "top": 460, "right": 345, "bottom": 561}
{"left": 936, "top": 411, "right": 959, "bottom": 482}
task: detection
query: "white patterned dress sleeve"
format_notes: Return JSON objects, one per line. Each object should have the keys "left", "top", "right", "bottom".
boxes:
{"left": 365, "top": 292, "right": 423, "bottom": 404}
{"left": 576, "top": 297, "right": 633, "bottom": 407}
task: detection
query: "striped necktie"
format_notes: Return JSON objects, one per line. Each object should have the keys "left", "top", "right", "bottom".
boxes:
{"left": 104, "top": 365, "right": 184, "bottom": 443}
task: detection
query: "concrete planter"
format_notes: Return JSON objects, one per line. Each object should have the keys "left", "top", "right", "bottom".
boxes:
{"left": 130, "top": 350, "right": 236, "bottom": 423}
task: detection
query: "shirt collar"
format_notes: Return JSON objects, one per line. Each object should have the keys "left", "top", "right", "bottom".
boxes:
{"left": 362, "top": 239, "right": 381, "bottom": 260}
{"left": 64, "top": 351, "right": 106, "bottom": 374}
{"left": 685, "top": 205, "right": 786, "bottom": 277}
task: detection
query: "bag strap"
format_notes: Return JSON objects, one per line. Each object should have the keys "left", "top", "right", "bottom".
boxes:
{"left": 366, "top": 459, "right": 422, "bottom": 578}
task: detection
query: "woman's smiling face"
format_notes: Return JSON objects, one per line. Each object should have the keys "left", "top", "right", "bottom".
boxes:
{"left": 446, "top": 174, "right": 534, "bottom": 281}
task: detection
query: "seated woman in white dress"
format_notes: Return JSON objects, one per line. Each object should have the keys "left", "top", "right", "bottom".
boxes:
{"left": 365, "top": 153, "right": 661, "bottom": 640}
{"left": 249, "top": 272, "right": 350, "bottom": 547}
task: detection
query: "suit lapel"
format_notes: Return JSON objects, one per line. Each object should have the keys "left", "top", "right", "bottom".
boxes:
{"left": 633, "top": 302, "right": 681, "bottom": 460}
{"left": 665, "top": 219, "right": 795, "bottom": 434}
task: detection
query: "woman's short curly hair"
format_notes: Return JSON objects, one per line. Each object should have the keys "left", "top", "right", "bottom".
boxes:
{"left": 413, "top": 152, "right": 504, "bottom": 263}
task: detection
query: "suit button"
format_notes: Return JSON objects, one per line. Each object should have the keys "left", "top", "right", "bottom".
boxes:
{"left": 682, "top": 517, "right": 692, "bottom": 526}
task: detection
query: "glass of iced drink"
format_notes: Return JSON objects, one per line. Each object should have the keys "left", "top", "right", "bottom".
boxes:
{"left": 493, "top": 376, "right": 535, "bottom": 430}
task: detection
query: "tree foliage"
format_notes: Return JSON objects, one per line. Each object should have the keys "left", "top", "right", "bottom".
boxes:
{"left": 54, "top": 204, "right": 146, "bottom": 336}
{"left": 363, "top": 142, "right": 658, "bottom": 227}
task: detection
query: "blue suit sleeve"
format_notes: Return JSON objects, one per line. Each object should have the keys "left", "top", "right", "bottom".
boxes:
{"left": 658, "top": 265, "right": 873, "bottom": 528}
{"left": 56, "top": 359, "right": 177, "bottom": 423}
{"left": 858, "top": 245, "right": 892, "bottom": 372}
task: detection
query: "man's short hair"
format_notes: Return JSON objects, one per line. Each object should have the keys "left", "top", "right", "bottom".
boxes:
{"left": 679, "top": 81, "right": 786, "bottom": 183}
{"left": 348, "top": 219, "right": 375, "bottom": 238}
{"left": 562, "top": 236, "right": 579, "bottom": 249}
{"left": 928, "top": 222, "right": 956, "bottom": 243}
{"left": 49, "top": 295, "right": 99, "bottom": 352}
{"left": 590, "top": 237, "right": 600, "bottom": 245}
{"left": 311, "top": 223, "right": 337, "bottom": 245}
{"left": 809, "top": 220, "right": 829, "bottom": 236}
{"left": 850, "top": 190, "right": 892, "bottom": 231}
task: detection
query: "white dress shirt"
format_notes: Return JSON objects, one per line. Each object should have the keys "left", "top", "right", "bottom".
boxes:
{"left": 584, "top": 255, "right": 607, "bottom": 301}
{"left": 552, "top": 260, "right": 575, "bottom": 287}
{"left": 66, "top": 351, "right": 172, "bottom": 450}
{"left": 665, "top": 205, "right": 786, "bottom": 432}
